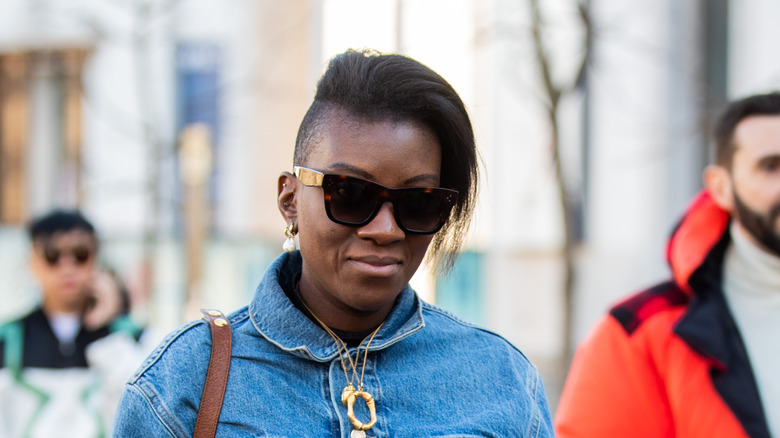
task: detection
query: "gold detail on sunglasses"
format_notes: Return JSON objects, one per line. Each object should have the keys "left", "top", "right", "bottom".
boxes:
{"left": 294, "top": 166, "right": 324, "bottom": 186}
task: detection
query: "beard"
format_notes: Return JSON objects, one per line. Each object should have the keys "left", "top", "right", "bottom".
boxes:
{"left": 733, "top": 191, "right": 780, "bottom": 257}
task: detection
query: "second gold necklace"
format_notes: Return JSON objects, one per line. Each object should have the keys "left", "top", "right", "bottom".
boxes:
{"left": 301, "top": 298, "right": 384, "bottom": 438}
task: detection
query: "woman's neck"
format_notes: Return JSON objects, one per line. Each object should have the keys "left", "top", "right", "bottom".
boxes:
{"left": 291, "top": 278, "right": 389, "bottom": 334}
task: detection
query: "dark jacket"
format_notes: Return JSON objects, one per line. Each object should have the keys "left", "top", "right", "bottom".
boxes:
{"left": 0, "top": 306, "right": 143, "bottom": 438}
{"left": 1, "top": 307, "right": 115, "bottom": 371}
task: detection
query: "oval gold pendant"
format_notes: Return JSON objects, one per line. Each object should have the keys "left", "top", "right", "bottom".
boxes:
{"left": 345, "top": 390, "right": 377, "bottom": 431}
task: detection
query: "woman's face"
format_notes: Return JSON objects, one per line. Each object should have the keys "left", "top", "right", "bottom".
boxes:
{"left": 284, "top": 117, "right": 441, "bottom": 331}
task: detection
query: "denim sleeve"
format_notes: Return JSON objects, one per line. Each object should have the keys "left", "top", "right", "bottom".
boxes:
{"left": 529, "top": 371, "right": 555, "bottom": 437}
{"left": 111, "top": 384, "right": 179, "bottom": 438}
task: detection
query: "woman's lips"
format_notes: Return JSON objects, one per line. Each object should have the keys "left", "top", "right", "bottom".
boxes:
{"left": 348, "top": 255, "right": 402, "bottom": 276}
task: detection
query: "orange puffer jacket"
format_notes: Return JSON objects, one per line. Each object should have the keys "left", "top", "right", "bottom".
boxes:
{"left": 555, "top": 191, "right": 771, "bottom": 438}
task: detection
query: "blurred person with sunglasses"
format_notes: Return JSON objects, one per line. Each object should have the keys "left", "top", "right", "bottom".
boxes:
{"left": 113, "top": 49, "right": 554, "bottom": 437}
{"left": 0, "top": 210, "right": 145, "bottom": 438}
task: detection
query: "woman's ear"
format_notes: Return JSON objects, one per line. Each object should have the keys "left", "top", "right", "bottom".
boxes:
{"left": 703, "top": 165, "right": 734, "bottom": 213}
{"left": 278, "top": 172, "right": 297, "bottom": 223}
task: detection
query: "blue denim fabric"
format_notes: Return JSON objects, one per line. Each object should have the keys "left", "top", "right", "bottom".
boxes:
{"left": 112, "top": 252, "right": 553, "bottom": 437}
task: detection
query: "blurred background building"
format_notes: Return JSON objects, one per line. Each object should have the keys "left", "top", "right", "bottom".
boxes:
{"left": 1, "top": 0, "right": 778, "bottom": 411}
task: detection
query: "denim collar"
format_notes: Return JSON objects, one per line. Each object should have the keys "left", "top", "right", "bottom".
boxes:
{"left": 248, "top": 251, "right": 425, "bottom": 362}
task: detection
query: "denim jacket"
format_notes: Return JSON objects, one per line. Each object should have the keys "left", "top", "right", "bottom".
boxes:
{"left": 112, "top": 252, "right": 553, "bottom": 437}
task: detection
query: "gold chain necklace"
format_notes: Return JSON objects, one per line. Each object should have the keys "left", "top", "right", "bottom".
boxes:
{"left": 300, "top": 297, "right": 384, "bottom": 436}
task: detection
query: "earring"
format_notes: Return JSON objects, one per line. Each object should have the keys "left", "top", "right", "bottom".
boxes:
{"left": 283, "top": 223, "right": 297, "bottom": 253}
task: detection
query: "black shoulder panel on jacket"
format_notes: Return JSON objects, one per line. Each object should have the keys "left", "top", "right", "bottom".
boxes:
{"left": 609, "top": 281, "right": 690, "bottom": 336}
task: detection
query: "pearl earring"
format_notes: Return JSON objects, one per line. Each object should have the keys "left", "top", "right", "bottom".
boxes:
{"left": 283, "top": 223, "right": 297, "bottom": 253}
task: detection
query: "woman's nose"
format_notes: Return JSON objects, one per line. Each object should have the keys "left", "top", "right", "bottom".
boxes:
{"left": 356, "top": 202, "right": 405, "bottom": 243}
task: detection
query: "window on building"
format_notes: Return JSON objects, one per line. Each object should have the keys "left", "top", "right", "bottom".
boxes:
{"left": 0, "top": 49, "right": 87, "bottom": 225}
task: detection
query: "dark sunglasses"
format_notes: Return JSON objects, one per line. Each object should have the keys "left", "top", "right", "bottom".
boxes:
{"left": 294, "top": 166, "right": 458, "bottom": 235}
{"left": 41, "top": 244, "right": 93, "bottom": 266}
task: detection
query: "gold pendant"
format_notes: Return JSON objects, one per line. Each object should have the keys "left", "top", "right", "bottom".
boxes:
{"left": 344, "top": 390, "right": 377, "bottom": 431}
{"left": 350, "top": 430, "right": 367, "bottom": 438}
{"left": 341, "top": 384, "right": 356, "bottom": 405}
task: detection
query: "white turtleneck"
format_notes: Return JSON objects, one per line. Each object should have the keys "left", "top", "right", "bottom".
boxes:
{"left": 723, "top": 222, "right": 780, "bottom": 435}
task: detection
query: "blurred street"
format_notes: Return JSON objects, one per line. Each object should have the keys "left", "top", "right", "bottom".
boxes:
{"left": 1, "top": 0, "right": 778, "bottom": 413}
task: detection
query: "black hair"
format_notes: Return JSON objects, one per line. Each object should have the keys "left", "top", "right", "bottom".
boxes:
{"left": 714, "top": 91, "right": 780, "bottom": 168}
{"left": 294, "top": 49, "right": 479, "bottom": 275}
{"left": 28, "top": 210, "right": 97, "bottom": 243}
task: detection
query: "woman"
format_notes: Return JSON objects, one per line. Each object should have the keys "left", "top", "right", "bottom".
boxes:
{"left": 113, "top": 49, "right": 553, "bottom": 437}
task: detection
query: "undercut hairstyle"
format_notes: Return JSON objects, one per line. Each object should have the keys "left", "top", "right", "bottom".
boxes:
{"left": 713, "top": 91, "right": 780, "bottom": 168}
{"left": 28, "top": 210, "right": 97, "bottom": 245}
{"left": 294, "top": 49, "right": 479, "bottom": 275}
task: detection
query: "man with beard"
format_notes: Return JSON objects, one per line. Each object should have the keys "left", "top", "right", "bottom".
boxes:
{"left": 555, "top": 92, "right": 780, "bottom": 438}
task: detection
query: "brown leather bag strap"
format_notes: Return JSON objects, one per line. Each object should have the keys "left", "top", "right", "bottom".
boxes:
{"left": 194, "top": 309, "right": 232, "bottom": 438}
